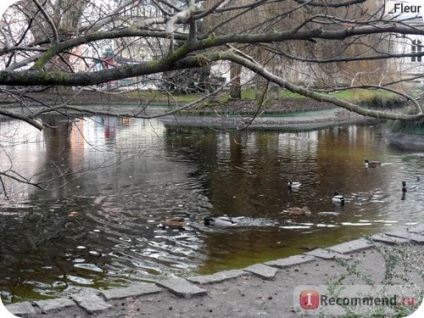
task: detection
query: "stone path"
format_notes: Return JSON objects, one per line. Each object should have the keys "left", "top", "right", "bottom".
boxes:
{"left": 4, "top": 225, "right": 424, "bottom": 318}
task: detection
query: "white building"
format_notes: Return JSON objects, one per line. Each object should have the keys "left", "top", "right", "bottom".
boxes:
{"left": 386, "top": 0, "right": 424, "bottom": 87}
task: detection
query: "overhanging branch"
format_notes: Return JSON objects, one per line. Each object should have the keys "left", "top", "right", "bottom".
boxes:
{"left": 0, "top": 108, "right": 44, "bottom": 130}
{"left": 220, "top": 50, "right": 424, "bottom": 122}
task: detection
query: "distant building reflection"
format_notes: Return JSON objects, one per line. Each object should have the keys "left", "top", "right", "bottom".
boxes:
{"left": 0, "top": 120, "right": 45, "bottom": 199}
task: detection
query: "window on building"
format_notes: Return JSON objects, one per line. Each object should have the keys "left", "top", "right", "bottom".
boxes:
{"left": 412, "top": 40, "right": 422, "bottom": 62}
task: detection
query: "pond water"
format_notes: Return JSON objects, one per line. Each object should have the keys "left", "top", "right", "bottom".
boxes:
{"left": 0, "top": 115, "right": 423, "bottom": 303}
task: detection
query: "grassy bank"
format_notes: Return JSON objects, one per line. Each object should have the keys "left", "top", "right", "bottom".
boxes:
{"left": 121, "top": 87, "right": 400, "bottom": 105}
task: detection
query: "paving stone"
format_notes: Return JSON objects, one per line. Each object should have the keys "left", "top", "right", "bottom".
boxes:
{"left": 187, "top": 269, "right": 247, "bottom": 284}
{"left": 264, "top": 254, "right": 316, "bottom": 268}
{"left": 34, "top": 297, "right": 76, "bottom": 312}
{"left": 243, "top": 264, "right": 278, "bottom": 280}
{"left": 5, "top": 301, "right": 36, "bottom": 316}
{"left": 408, "top": 224, "right": 424, "bottom": 234}
{"left": 385, "top": 231, "right": 424, "bottom": 244}
{"left": 100, "top": 283, "right": 163, "bottom": 300}
{"left": 304, "top": 248, "right": 351, "bottom": 260}
{"left": 371, "top": 233, "right": 409, "bottom": 245}
{"left": 327, "top": 238, "right": 374, "bottom": 254}
{"left": 385, "top": 230, "right": 411, "bottom": 239}
{"left": 71, "top": 293, "right": 112, "bottom": 314}
{"left": 156, "top": 278, "right": 207, "bottom": 298}
{"left": 409, "top": 234, "right": 424, "bottom": 244}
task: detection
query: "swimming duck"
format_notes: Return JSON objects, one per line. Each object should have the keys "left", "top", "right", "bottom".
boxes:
{"left": 287, "top": 181, "right": 301, "bottom": 191}
{"left": 203, "top": 215, "right": 238, "bottom": 227}
{"left": 364, "top": 159, "right": 381, "bottom": 168}
{"left": 332, "top": 192, "right": 345, "bottom": 205}
{"left": 402, "top": 181, "right": 418, "bottom": 193}
{"left": 160, "top": 217, "right": 187, "bottom": 229}
{"left": 282, "top": 206, "right": 311, "bottom": 216}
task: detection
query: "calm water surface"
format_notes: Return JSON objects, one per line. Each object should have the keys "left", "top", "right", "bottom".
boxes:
{"left": 0, "top": 115, "right": 423, "bottom": 303}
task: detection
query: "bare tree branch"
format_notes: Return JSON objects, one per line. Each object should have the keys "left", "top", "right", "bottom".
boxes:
{"left": 220, "top": 50, "right": 424, "bottom": 122}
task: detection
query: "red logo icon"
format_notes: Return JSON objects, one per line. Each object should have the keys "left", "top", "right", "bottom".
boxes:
{"left": 299, "top": 290, "right": 320, "bottom": 309}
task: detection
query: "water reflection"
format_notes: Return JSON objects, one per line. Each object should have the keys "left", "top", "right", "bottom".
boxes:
{"left": 0, "top": 117, "right": 423, "bottom": 303}
{"left": 162, "top": 125, "right": 424, "bottom": 273}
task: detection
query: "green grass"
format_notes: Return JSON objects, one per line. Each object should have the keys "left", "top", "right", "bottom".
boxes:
{"left": 331, "top": 89, "right": 398, "bottom": 101}
{"left": 242, "top": 88, "right": 398, "bottom": 102}
{"left": 241, "top": 88, "right": 305, "bottom": 99}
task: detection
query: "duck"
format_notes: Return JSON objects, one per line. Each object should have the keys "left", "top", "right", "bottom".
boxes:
{"left": 287, "top": 181, "right": 301, "bottom": 191}
{"left": 203, "top": 215, "right": 238, "bottom": 227}
{"left": 332, "top": 191, "right": 345, "bottom": 205}
{"left": 160, "top": 217, "right": 187, "bottom": 229}
{"left": 364, "top": 159, "right": 381, "bottom": 168}
{"left": 282, "top": 206, "right": 311, "bottom": 216}
{"left": 402, "top": 181, "right": 418, "bottom": 193}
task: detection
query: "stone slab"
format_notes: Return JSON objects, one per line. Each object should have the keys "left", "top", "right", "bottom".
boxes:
{"left": 156, "top": 278, "right": 207, "bottom": 298}
{"left": 327, "top": 238, "right": 374, "bottom": 254}
{"left": 408, "top": 224, "right": 424, "bottom": 234}
{"left": 264, "top": 255, "right": 316, "bottom": 268}
{"left": 409, "top": 233, "right": 424, "bottom": 244}
{"left": 71, "top": 293, "right": 112, "bottom": 314}
{"left": 100, "top": 283, "right": 163, "bottom": 300}
{"left": 34, "top": 297, "right": 76, "bottom": 312}
{"left": 187, "top": 269, "right": 246, "bottom": 285}
{"left": 385, "top": 231, "right": 424, "bottom": 244}
{"left": 243, "top": 264, "right": 278, "bottom": 280}
{"left": 305, "top": 248, "right": 351, "bottom": 260}
{"left": 385, "top": 230, "right": 411, "bottom": 239}
{"left": 407, "top": 234, "right": 424, "bottom": 243}
{"left": 5, "top": 301, "right": 36, "bottom": 316}
{"left": 371, "top": 234, "right": 409, "bottom": 245}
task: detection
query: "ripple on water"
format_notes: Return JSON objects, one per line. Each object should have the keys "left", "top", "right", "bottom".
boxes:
{"left": 73, "top": 263, "right": 104, "bottom": 273}
{"left": 279, "top": 225, "right": 311, "bottom": 229}
{"left": 341, "top": 222, "right": 373, "bottom": 226}
{"left": 72, "top": 258, "right": 85, "bottom": 263}
{"left": 3, "top": 122, "right": 424, "bottom": 303}
{"left": 66, "top": 275, "right": 94, "bottom": 285}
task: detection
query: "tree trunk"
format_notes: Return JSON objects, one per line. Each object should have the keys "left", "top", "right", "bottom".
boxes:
{"left": 229, "top": 62, "right": 242, "bottom": 99}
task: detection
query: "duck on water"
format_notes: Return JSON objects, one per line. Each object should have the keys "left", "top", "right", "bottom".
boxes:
{"left": 160, "top": 216, "right": 187, "bottom": 229}
{"left": 203, "top": 215, "right": 245, "bottom": 227}
{"left": 202, "top": 215, "right": 277, "bottom": 227}
{"left": 281, "top": 206, "right": 311, "bottom": 216}
{"left": 364, "top": 159, "right": 381, "bottom": 168}
{"left": 287, "top": 181, "right": 301, "bottom": 192}
{"left": 332, "top": 191, "right": 346, "bottom": 205}
{"left": 402, "top": 179, "right": 419, "bottom": 193}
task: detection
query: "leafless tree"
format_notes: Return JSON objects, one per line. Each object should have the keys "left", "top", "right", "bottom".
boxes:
{"left": 1, "top": 0, "right": 424, "bottom": 125}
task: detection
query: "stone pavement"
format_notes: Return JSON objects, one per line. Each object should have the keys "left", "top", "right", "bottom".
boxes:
{"left": 4, "top": 225, "right": 424, "bottom": 318}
